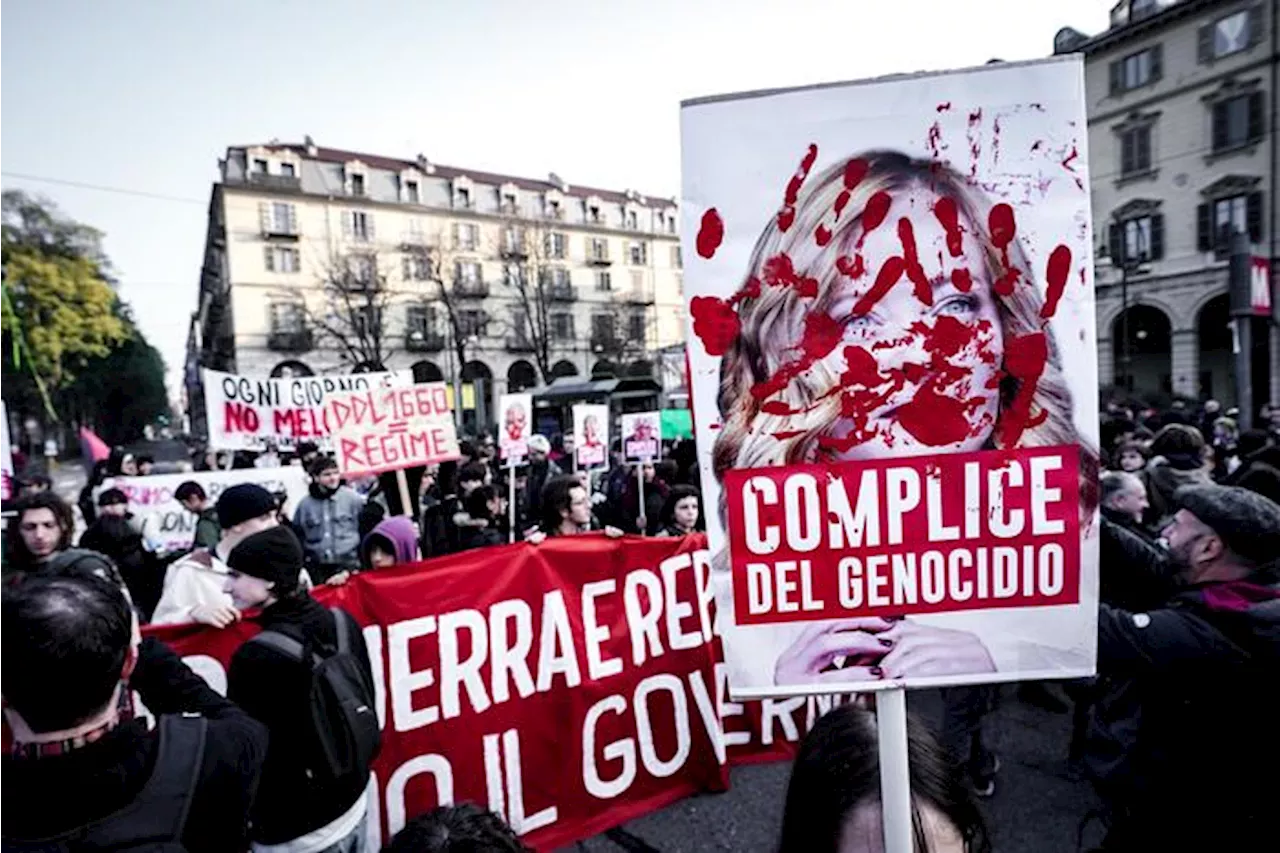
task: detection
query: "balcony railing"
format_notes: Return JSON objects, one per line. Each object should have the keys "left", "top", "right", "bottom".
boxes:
{"left": 267, "top": 329, "right": 314, "bottom": 353}
{"left": 590, "top": 333, "right": 622, "bottom": 352}
{"left": 547, "top": 283, "right": 577, "bottom": 302}
{"left": 505, "top": 335, "right": 536, "bottom": 353}
{"left": 453, "top": 279, "right": 490, "bottom": 298}
{"left": 405, "top": 331, "right": 446, "bottom": 352}
{"left": 247, "top": 172, "right": 302, "bottom": 191}
{"left": 623, "top": 287, "right": 655, "bottom": 305}
{"left": 500, "top": 239, "right": 529, "bottom": 259}
{"left": 586, "top": 249, "right": 612, "bottom": 265}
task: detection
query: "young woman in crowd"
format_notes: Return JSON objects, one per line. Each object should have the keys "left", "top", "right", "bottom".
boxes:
{"left": 655, "top": 484, "right": 703, "bottom": 537}
{"left": 777, "top": 703, "right": 990, "bottom": 853}
{"left": 360, "top": 516, "right": 421, "bottom": 569}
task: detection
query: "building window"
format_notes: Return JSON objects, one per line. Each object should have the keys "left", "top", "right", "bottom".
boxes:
{"left": 404, "top": 180, "right": 420, "bottom": 204}
{"left": 280, "top": 162, "right": 296, "bottom": 178}
{"left": 630, "top": 270, "right": 645, "bottom": 293}
{"left": 252, "top": 158, "right": 269, "bottom": 174}
{"left": 628, "top": 313, "right": 646, "bottom": 342}
{"left": 456, "top": 187, "right": 472, "bottom": 209}
{"left": 345, "top": 211, "right": 373, "bottom": 242}
{"left": 588, "top": 204, "right": 602, "bottom": 224}
{"left": 350, "top": 173, "right": 366, "bottom": 197}
{"left": 501, "top": 193, "right": 518, "bottom": 214}
{"left": 503, "top": 264, "right": 527, "bottom": 289}
{"left": 270, "top": 302, "right": 305, "bottom": 333}
{"left": 1120, "top": 126, "right": 1152, "bottom": 177}
{"left": 352, "top": 305, "right": 380, "bottom": 339}
{"left": 588, "top": 238, "right": 608, "bottom": 262}
{"left": 596, "top": 271, "right": 612, "bottom": 291}
{"left": 671, "top": 245, "right": 682, "bottom": 268}
{"left": 346, "top": 253, "right": 377, "bottom": 287}
{"left": 1201, "top": 9, "right": 1256, "bottom": 62}
{"left": 625, "top": 210, "right": 638, "bottom": 230}
{"left": 1109, "top": 45, "right": 1161, "bottom": 94}
{"left": 261, "top": 202, "right": 298, "bottom": 235}
{"left": 543, "top": 267, "right": 570, "bottom": 288}
{"left": 1108, "top": 214, "right": 1164, "bottom": 264}
{"left": 455, "top": 260, "right": 482, "bottom": 285}
{"left": 629, "top": 241, "right": 648, "bottom": 265}
{"left": 1212, "top": 92, "right": 1264, "bottom": 152}
{"left": 406, "top": 304, "right": 436, "bottom": 336}
{"left": 547, "top": 232, "right": 568, "bottom": 260}
{"left": 453, "top": 222, "right": 479, "bottom": 251}
{"left": 264, "top": 246, "right": 301, "bottom": 273}
{"left": 1197, "top": 191, "right": 1263, "bottom": 252}
{"left": 546, "top": 199, "right": 562, "bottom": 220}
{"left": 551, "top": 313, "right": 575, "bottom": 341}
{"left": 591, "top": 314, "right": 614, "bottom": 342}
{"left": 459, "top": 309, "right": 488, "bottom": 338}
{"left": 403, "top": 253, "right": 432, "bottom": 281}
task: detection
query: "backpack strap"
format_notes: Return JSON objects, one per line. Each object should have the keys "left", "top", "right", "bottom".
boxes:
{"left": 330, "top": 608, "right": 352, "bottom": 655}
{"left": 36, "top": 715, "right": 208, "bottom": 850}
{"left": 249, "top": 630, "right": 325, "bottom": 667}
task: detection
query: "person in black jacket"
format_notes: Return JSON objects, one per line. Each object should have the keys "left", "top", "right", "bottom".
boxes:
{"left": 457, "top": 485, "right": 505, "bottom": 551}
{"left": 1087, "top": 484, "right": 1280, "bottom": 851}
{"left": 2, "top": 568, "right": 267, "bottom": 853}
{"left": 224, "top": 526, "right": 376, "bottom": 852}
{"left": 80, "top": 488, "right": 162, "bottom": 619}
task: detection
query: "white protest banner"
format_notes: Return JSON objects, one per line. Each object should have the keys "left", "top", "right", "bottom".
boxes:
{"left": 1, "top": 400, "right": 12, "bottom": 501}
{"left": 621, "top": 411, "right": 661, "bottom": 463}
{"left": 572, "top": 404, "right": 609, "bottom": 469}
{"left": 681, "top": 57, "right": 1100, "bottom": 699}
{"left": 325, "top": 382, "right": 462, "bottom": 476}
{"left": 102, "top": 467, "right": 309, "bottom": 553}
{"left": 498, "top": 393, "right": 533, "bottom": 461}
{"left": 202, "top": 368, "right": 411, "bottom": 451}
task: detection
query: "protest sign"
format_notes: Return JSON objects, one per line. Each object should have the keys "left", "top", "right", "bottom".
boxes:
{"left": 1, "top": 400, "right": 12, "bottom": 501}
{"left": 325, "top": 382, "right": 461, "bottom": 476}
{"left": 573, "top": 404, "right": 609, "bottom": 469}
{"left": 102, "top": 467, "right": 309, "bottom": 552}
{"left": 499, "top": 393, "right": 533, "bottom": 461}
{"left": 621, "top": 412, "right": 661, "bottom": 463}
{"left": 681, "top": 57, "right": 1100, "bottom": 698}
{"left": 145, "top": 535, "right": 851, "bottom": 852}
{"left": 202, "top": 368, "right": 410, "bottom": 451}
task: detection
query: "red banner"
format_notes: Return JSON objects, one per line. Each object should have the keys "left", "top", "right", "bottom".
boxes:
{"left": 146, "top": 535, "right": 845, "bottom": 851}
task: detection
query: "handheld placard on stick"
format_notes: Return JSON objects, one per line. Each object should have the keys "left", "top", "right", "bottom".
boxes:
{"left": 636, "top": 463, "right": 645, "bottom": 534}
{"left": 877, "top": 687, "right": 913, "bottom": 853}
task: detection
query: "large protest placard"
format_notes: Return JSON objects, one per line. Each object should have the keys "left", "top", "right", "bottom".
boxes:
{"left": 325, "top": 382, "right": 461, "bottom": 476}
{"left": 202, "top": 368, "right": 410, "bottom": 451}
{"left": 145, "top": 535, "right": 851, "bottom": 852}
{"left": 499, "top": 393, "right": 533, "bottom": 461}
{"left": 681, "top": 57, "right": 1100, "bottom": 697}
{"left": 102, "top": 467, "right": 309, "bottom": 552}
{"left": 621, "top": 411, "right": 661, "bottom": 463}
{"left": 573, "top": 404, "right": 609, "bottom": 469}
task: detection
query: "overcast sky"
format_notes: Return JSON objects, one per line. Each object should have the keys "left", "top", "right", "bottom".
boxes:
{"left": 1, "top": 0, "right": 1113, "bottom": 395}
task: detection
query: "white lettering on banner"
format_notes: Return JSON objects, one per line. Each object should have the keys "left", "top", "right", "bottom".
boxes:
{"left": 583, "top": 696, "right": 635, "bottom": 799}
{"left": 489, "top": 599, "right": 536, "bottom": 704}
{"left": 536, "top": 590, "right": 582, "bottom": 692}
{"left": 484, "top": 730, "right": 558, "bottom": 834}
{"left": 386, "top": 755, "right": 454, "bottom": 835}
{"left": 439, "top": 610, "right": 491, "bottom": 718}
{"left": 389, "top": 616, "right": 440, "bottom": 731}
{"left": 634, "top": 675, "right": 691, "bottom": 777}
{"left": 624, "top": 569, "right": 664, "bottom": 666}
{"left": 582, "top": 580, "right": 624, "bottom": 679}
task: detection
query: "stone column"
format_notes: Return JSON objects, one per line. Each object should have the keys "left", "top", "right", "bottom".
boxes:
{"left": 1170, "top": 328, "right": 1199, "bottom": 399}
{"left": 1096, "top": 334, "right": 1115, "bottom": 389}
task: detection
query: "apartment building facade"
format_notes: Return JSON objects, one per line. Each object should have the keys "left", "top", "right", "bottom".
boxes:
{"left": 1056, "top": 0, "right": 1279, "bottom": 411}
{"left": 185, "top": 140, "right": 684, "bottom": 427}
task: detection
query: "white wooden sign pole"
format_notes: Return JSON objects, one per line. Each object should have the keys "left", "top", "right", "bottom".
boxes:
{"left": 507, "top": 457, "right": 518, "bottom": 543}
{"left": 876, "top": 687, "right": 913, "bottom": 853}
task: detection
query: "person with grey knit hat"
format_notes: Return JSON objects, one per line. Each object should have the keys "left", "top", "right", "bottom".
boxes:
{"left": 1087, "top": 484, "right": 1280, "bottom": 850}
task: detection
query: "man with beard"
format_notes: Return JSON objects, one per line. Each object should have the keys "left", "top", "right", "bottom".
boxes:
{"left": 293, "top": 456, "right": 365, "bottom": 583}
{"left": 1088, "top": 484, "right": 1280, "bottom": 851}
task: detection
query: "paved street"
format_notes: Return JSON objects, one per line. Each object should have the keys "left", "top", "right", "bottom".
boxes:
{"left": 564, "top": 688, "right": 1101, "bottom": 852}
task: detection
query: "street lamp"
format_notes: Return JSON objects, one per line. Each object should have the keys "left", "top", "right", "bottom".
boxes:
{"left": 1112, "top": 214, "right": 1149, "bottom": 392}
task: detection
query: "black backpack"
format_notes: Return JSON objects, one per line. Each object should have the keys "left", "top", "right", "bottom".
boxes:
{"left": 3, "top": 715, "right": 207, "bottom": 853}
{"left": 249, "top": 608, "right": 380, "bottom": 785}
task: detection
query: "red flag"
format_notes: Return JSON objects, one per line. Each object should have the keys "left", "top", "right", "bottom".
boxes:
{"left": 79, "top": 427, "right": 110, "bottom": 463}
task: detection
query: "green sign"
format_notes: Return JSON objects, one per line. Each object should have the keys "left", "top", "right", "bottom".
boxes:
{"left": 660, "top": 408, "right": 693, "bottom": 440}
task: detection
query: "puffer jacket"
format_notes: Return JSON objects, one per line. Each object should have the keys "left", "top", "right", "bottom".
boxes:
{"left": 1091, "top": 539, "right": 1280, "bottom": 850}
{"left": 292, "top": 486, "right": 365, "bottom": 576}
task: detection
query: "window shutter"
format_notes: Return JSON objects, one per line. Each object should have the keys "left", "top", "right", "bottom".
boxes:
{"left": 259, "top": 202, "right": 271, "bottom": 234}
{"left": 367, "top": 215, "right": 376, "bottom": 242}
{"left": 1138, "top": 128, "right": 1151, "bottom": 170}
{"left": 1121, "top": 132, "right": 1134, "bottom": 174}
{"left": 1247, "top": 191, "right": 1263, "bottom": 242}
{"left": 286, "top": 204, "right": 298, "bottom": 234}
{"left": 1196, "top": 203, "right": 1212, "bottom": 251}
{"left": 1149, "top": 214, "right": 1165, "bottom": 260}
{"left": 1149, "top": 44, "right": 1163, "bottom": 81}
{"left": 341, "top": 212, "right": 353, "bottom": 239}
{"left": 1247, "top": 4, "right": 1263, "bottom": 46}
{"left": 1198, "top": 24, "right": 1213, "bottom": 63}
{"left": 264, "top": 247, "right": 275, "bottom": 272}
{"left": 1107, "top": 222, "right": 1122, "bottom": 261}
{"left": 1248, "top": 92, "right": 1264, "bottom": 141}
{"left": 1212, "top": 102, "right": 1228, "bottom": 151}
{"left": 1109, "top": 60, "right": 1122, "bottom": 94}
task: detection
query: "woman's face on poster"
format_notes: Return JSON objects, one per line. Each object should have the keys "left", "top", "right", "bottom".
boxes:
{"left": 821, "top": 185, "right": 1004, "bottom": 460}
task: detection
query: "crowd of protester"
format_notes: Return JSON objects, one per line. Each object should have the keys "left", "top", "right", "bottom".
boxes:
{"left": 3, "top": 399, "right": 1278, "bottom": 852}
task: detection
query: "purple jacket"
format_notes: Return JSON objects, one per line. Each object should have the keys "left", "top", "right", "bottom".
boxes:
{"left": 360, "top": 516, "right": 419, "bottom": 567}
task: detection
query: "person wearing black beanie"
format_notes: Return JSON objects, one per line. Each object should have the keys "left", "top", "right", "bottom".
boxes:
{"left": 224, "top": 525, "right": 375, "bottom": 851}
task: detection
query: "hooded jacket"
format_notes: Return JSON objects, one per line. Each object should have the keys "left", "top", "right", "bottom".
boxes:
{"left": 292, "top": 486, "right": 365, "bottom": 577}
{"left": 1140, "top": 458, "right": 1210, "bottom": 527}
{"left": 360, "top": 516, "right": 419, "bottom": 567}
{"left": 1091, "top": 539, "right": 1280, "bottom": 849}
